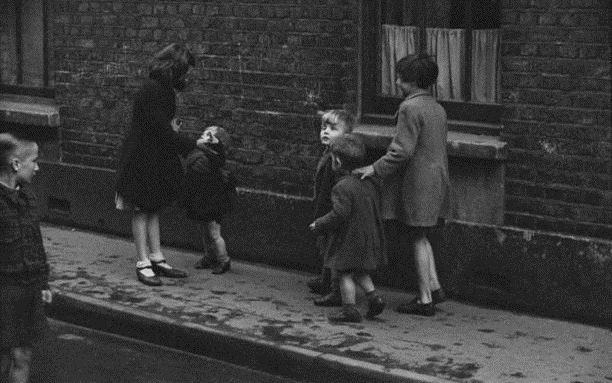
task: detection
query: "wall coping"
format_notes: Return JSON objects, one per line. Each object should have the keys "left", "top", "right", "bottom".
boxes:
{"left": 355, "top": 123, "right": 508, "bottom": 160}
{"left": 0, "top": 97, "right": 60, "bottom": 127}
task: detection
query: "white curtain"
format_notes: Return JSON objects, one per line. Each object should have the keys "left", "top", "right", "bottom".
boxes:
{"left": 380, "top": 25, "right": 500, "bottom": 103}
{"left": 381, "top": 24, "right": 417, "bottom": 96}
{"left": 427, "top": 28, "right": 465, "bottom": 101}
{"left": 471, "top": 29, "right": 500, "bottom": 103}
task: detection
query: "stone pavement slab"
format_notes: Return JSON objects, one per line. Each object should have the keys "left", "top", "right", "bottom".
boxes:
{"left": 42, "top": 224, "right": 612, "bottom": 383}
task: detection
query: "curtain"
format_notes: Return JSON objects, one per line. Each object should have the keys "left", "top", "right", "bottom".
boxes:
{"left": 471, "top": 29, "right": 500, "bottom": 103}
{"left": 380, "top": 25, "right": 500, "bottom": 103}
{"left": 381, "top": 24, "right": 417, "bottom": 96}
{"left": 427, "top": 28, "right": 465, "bottom": 101}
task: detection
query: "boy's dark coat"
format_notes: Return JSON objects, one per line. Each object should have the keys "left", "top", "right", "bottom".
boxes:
{"left": 115, "top": 78, "right": 196, "bottom": 212}
{"left": 178, "top": 144, "right": 236, "bottom": 222}
{"left": 314, "top": 174, "right": 387, "bottom": 271}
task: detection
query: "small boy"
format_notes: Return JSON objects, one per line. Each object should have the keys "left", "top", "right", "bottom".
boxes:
{"left": 309, "top": 134, "right": 387, "bottom": 322}
{"left": 0, "top": 133, "right": 52, "bottom": 383}
{"left": 178, "top": 126, "right": 236, "bottom": 275}
{"left": 308, "top": 109, "right": 355, "bottom": 307}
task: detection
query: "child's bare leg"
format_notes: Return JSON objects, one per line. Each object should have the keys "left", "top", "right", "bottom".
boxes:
{"left": 207, "top": 221, "right": 229, "bottom": 265}
{"left": 146, "top": 213, "right": 162, "bottom": 257}
{"left": 354, "top": 272, "right": 375, "bottom": 294}
{"left": 355, "top": 271, "right": 386, "bottom": 318}
{"left": 208, "top": 221, "right": 230, "bottom": 274}
{"left": 132, "top": 211, "right": 149, "bottom": 263}
{"left": 194, "top": 222, "right": 214, "bottom": 269}
{"left": 414, "top": 234, "right": 433, "bottom": 304}
{"left": 338, "top": 273, "right": 356, "bottom": 305}
{"left": 8, "top": 347, "right": 32, "bottom": 383}
{"left": 328, "top": 272, "right": 362, "bottom": 322}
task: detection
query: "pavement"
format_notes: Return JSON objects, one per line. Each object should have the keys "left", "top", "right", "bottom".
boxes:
{"left": 42, "top": 224, "right": 612, "bottom": 383}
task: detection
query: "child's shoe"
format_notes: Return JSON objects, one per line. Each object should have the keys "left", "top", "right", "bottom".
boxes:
{"left": 396, "top": 299, "right": 435, "bottom": 316}
{"left": 194, "top": 257, "right": 215, "bottom": 269}
{"left": 366, "top": 295, "right": 386, "bottom": 319}
{"left": 432, "top": 288, "right": 446, "bottom": 305}
{"left": 329, "top": 305, "right": 362, "bottom": 323}
{"left": 314, "top": 278, "right": 341, "bottom": 306}
{"left": 211, "top": 259, "right": 231, "bottom": 275}
{"left": 307, "top": 277, "right": 330, "bottom": 295}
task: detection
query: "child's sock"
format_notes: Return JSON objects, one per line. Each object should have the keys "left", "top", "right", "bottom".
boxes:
{"left": 136, "top": 260, "right": 155, "bottom": 277}
{"left": 148, "top": 252, "right": 173, "bottom": 269}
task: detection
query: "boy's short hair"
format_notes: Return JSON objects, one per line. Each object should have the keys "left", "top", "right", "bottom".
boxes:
{"left": 396, "top": 54, "right": 439, "bottom": 89}
{"left": 330, "top": 134, "right": 366, "bottom": 171}
{"left": 0, "top": 133, "right": 34, "bottom": 173}
{"left": 320, "top": 109, "right": 355, "bottom": 133}
{"left": 149, "top": 43, "right": 196, "bottom": 82}
{"left": 205, "top": 126, "right": 231, "bottom": 148}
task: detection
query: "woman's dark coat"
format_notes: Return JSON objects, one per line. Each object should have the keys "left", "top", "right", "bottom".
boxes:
{"left": 115, "top": 78, "right": 196, "bottom": 212}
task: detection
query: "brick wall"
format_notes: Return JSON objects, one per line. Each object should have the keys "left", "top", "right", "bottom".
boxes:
{"left": 51, "top": 0, "right": 359, "bottom": 196}
{"left": 500, "top": 0, "right": 611, "bottom": 239}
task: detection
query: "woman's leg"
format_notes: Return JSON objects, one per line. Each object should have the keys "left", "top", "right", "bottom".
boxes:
{"left": 425, "top": 238, "right": 442, "bottom": 293}
{"left": 146, "top": 212, "right": 162, "bottom": 257}
{"left": 8, "top": 347, "right": 32, "bottom": 383}
{"left": 145, "top": 212, "right": 187, "bottom": 277}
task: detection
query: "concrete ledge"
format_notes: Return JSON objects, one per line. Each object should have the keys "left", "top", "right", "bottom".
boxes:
{"left": 355, "top": 124, "right": 508, "bottom": 160}
{"left": 0, "top": 99, "right": 60, "bottom": 127}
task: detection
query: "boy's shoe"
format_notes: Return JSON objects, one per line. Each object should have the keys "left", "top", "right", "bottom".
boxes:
{"left": 307, "top": 277, "right": 331, "bottom": 295}
{"left": 212, "top": 259, "right": 231, "bottom": 275}
{"left": 151, "top": 260, "right": 188, "bottom": 278}
{"left": 329, "top": 306, "right": 362, "bottom": 323}
{"left": 396, "top": 300, "right": 435, "bottom": 317}
{"left": 137, "top": 266, "right": 162, "bottom": 286}
{"left": 432, "top": 288, "right": 446, "bottom": 305}
{"left": 366, "top": 295, "right": 386, "bottom": 319}
{"left": 194, "top": 257, "right": 215, "bottom": 269}
{"left": 314, "top": 291, "right": 342, "bottom": 307}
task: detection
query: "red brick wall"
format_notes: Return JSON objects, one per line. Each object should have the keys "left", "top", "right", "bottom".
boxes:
{"left": 52, "top": 0, "right": 359, "bottom": 196}
{"left": 500, "top": 0, "right": 611, "bottom": 238}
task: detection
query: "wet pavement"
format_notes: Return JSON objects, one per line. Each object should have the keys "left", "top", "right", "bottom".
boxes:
{"left": 43, "top": 224, "right": 612, "bottom": 383}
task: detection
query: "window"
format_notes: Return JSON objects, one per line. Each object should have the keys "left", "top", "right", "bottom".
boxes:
{"left": 361, "top": 0, "right": 502, "bottom": 128}
{"left": 0, "top": 0, "right": 52, "bottom": 98}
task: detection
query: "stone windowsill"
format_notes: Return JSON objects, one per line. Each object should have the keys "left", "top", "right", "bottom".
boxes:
{"left": 354, "top": 122, "right": 508, "bottom": 160}
{"left": 0, "top": 95, "right": 60, "bottom": 127}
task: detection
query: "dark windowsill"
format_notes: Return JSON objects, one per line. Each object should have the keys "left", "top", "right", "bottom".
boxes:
{"left": 0, "top": 93, "right": 60, "bottom": 127}
{"left": 354, "top": 122, "right": 508, "bottom": 161}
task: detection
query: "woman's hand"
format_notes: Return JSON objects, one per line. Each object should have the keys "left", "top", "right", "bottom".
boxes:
{"left": 196, "top": 138, "right": 218, "bottom": 155}
{"left": 353, "top": 165, "right": 375, "bottom": 180}
{"left": 308, "top": 221, "right": 316, "bottom": 231}
{"left": 171, "top": 118, "right": 183, "bottom": 132}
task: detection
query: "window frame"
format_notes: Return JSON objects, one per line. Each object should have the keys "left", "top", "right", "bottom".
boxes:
{"left": 0, "top": 0, "right": 54, "bottom": 99}
{"left": 360, "top": 0, "right": 502, "bottom": 130}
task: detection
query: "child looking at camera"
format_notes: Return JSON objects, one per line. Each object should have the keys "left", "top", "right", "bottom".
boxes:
{"left": 179, "top": 126, "right": 236, "bottom": 275}
{"left": 309, "top": 134, "right": 387, "bottom": 323}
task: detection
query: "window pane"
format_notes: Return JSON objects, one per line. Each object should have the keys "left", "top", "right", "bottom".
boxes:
{"left": 378, "top": 0, "right": 500, "bottom": 103}
{"left": 21, "top": 0, "right": 44, "bottom": 87}
{"left": 0, "top": 0, "right": 18, "bottom": 85}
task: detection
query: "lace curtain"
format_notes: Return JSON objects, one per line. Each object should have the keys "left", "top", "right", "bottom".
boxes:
{"left": 381, "top": 24, "right": 500, "bottom": 103}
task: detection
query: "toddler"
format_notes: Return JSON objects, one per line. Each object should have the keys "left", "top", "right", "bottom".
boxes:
{"left": 179, "top": 126, "right": 236, "bottom": 275}
{"left": 309, "top": 109, "right": 355, "bottom": 308}
{"left": 309, "top": 134, "right": 387, "bottom": 322}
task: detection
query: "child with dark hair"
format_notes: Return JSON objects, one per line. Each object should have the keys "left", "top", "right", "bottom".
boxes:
{"left": 309, "top": 134, "right": 387, "bottom": 323}
{"left": 0, "top": 133, "right": 51, "bottom": 383}
{"left": 355, "top": 53, "right": 450, "bottom": 317}
{"left": 115, "top": 43, "right": 213, "bottom": 286}
{"left": 179, "top": 126, "right": 236, "bottom": 275}
{"left": 308, "top": 109, "right": 355, "bottom": 307}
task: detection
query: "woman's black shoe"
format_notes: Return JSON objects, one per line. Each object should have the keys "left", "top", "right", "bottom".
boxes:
{"left": 151, "top": 260, "right": 187, "bottom": 278}
{"left": 137, "top": 266, "right": 162, "bottom": 286}
{"left": 212, "top": 260, "right": 231, "bottom": 275}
